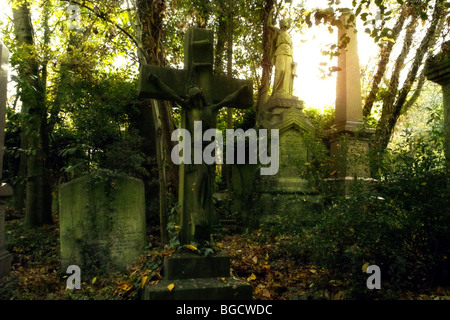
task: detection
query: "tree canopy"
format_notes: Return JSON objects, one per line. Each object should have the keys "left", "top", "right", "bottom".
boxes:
{"left": 0, "top": 0, "right": 448, "bottom": 227}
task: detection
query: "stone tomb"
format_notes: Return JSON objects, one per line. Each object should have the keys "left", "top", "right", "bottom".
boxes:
{"left": 59, "top": 174, "right": 146, "bottom": 271}
{"left": 260, "top": 96, "right": 313, "bottom": 192}
{"left": 257, "top": 95, "right": 320, "bottom": 227}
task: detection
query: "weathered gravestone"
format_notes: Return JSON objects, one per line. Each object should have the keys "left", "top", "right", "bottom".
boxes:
{"left": 59, "top": 174, "right": 146, "bottom": 271}
{"left": 425, "top": 41, "right": 450, "bottom": 167}
{"left": 139, "top": 27, "right": 252, "bottom": 299}
{"left": 252, "top": 10, "right": 319, "bottom": 227}
{"left": 325, "top": 9, "right": 373, "bottom": 193}
{"left": 0, "top": 41, "right": 13, "bottom": 278}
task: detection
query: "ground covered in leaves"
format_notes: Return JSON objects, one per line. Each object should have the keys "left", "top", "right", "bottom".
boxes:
{"left": 1, "top": 209, "right": 450, "bottom": 300}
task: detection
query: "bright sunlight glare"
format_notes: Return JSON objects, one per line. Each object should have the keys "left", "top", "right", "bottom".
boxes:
{"left": 293, "top": 0, "right": 379, "bottom": 110}
{"left": 0, "top": 0, "right": 380, "bottom": 112}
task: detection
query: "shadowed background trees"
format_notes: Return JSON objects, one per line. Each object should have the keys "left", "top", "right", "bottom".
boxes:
{"left": 1, "top": 0, "right": 448, "bottom": 234}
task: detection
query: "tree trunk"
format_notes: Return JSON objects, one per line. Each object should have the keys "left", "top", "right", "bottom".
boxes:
{"left": 256, "top": 0, "right": 276, "bottom": 119}
{"left": 133, "top": 0, "right": 177, "bottom": 244}
{"left": 12, "top": 1, "right": 52, "bottom": 226}
{"left": 224, "top": 0, "right": 234, "bottom": 193}
{"left": 371, "top": 0, "right": 445, "bottom": 157}
{"left": 363, "top": 5, "right": 410, "bottom": 117}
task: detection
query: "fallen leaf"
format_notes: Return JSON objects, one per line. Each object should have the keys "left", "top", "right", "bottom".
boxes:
{"left": 185, "top": 244, "right": 198, "bottom": 251}
{"left": 141, "top": 276, "right": 148, "bottom": 289}
{"left": 252, "top": 256, "right": 258, "bottom": 264}
{"left": 167, "top": 283, "right": 175, "bottom": 292}
{"left": 262, "top": 289, "right": 271, "bottom": 298}
{"left": 220, "top": 277, "right": 226, "bottom": 283}
{"left": 247, "top": 273, "right": 257, "bottom": 281}
{"left": 362, "top": 262, "right": 370, "bottom": 273}
{"left": 118, "top": 283, "right": 132, "bottom": 291}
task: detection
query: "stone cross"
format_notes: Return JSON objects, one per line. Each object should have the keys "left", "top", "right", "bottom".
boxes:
{"left": 425, "top": 41, "right": 450, "bottom": 166}
{"left": 327, "top": 9, "right": 373, "bottom": 184}
{"left": 139, "top": 28, "right": 252, "bottom": 245}
{"left": 0, "top": 41, "right": 13, "bottom": 277}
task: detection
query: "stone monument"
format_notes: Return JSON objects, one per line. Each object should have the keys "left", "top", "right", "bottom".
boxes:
{"left": 59, "top": 174, "right": 146, "bottom": 271}
{"left": 425, "top": 41, "right": 450, "bottom": 167}
{"left": 139, "top": 27, "right": 252, "bottom": 299}
{"left": 140, "top": 28, "right": 252, "bottom": 246}
{"left": 0, "top": 41, "right": 13, "bottom": 278}
{"left": 255, "top": 9, "right": 318, "bottom": 226}
{"left": 325, "top": 9, "right": 373, "bottom": 192}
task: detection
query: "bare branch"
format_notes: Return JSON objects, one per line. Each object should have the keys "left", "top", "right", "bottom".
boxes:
{"left": 363, "top": 5, "right": 410, "bottom": 117}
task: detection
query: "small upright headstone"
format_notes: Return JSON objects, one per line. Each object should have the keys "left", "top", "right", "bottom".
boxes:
{"left": 0, "top": 41, "right": 13, "bottom": 278}
{"left": 59, "top": 174, "right": 146, "bottom": 271}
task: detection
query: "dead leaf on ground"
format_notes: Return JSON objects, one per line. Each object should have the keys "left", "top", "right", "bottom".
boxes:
{"left": 247, "top": 273, "right": 257, "bottom": 281}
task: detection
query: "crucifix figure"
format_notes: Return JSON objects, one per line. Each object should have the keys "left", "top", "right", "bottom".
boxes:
{"left": 139, "top": 28, "right": 252, "bottom": 245}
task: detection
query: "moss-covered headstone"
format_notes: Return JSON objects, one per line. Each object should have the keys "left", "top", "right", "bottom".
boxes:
{"left": 59, "top": 174, "right": 146, "bottom": 271}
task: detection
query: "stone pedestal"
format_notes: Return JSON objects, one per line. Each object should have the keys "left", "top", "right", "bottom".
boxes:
{"left": 325, "top": 125, "right": 374, "bottom": 194}
{"left": 142, "top": 252, "right": 252, "bottom": 300}
{"left": 256, "top": 95, "right": 320, "bottom": 227}
{"left": 259, "top": 95, "right": 314, "bottom": 190}
{"left": 59, "top": 174, "right": 146, "bottom": 271}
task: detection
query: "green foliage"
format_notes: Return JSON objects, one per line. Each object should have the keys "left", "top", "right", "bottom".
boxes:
{"left": 300, "top": 136, "right": 450, "bottom": 296}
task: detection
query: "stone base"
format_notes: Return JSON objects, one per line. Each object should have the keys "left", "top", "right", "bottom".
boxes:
{"left": 259, "top": 176, "right": 312, "bottom": 193}
{"left": 142, "top": 252, "right": 252, "bottom": 300}
{"left": 258, "top": 192, "right": 322, "bottom": 229}
{"left": 164, "top": 252, "right": 231, "bottom": 280}
{"left": 0, "top": 250, "right": 12, "bottom": 277}
{"left": 326, "top": 121, "right": 374, "bottom": 179}
{"left": 325, "top": 176, "right": 376, "bottom": 196}
{"left": 142, "top": 277, "right": 252, "bottom": 300}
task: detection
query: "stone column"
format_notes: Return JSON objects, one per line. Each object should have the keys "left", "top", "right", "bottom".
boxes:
{"left": 326, "top": 9, "right": 373, "bottom": 191}
{"left": 0, "top": 41, "right": 13, "bottom": 278}
{"left": 425, "top": 42, "right": 450, "bottom": 166}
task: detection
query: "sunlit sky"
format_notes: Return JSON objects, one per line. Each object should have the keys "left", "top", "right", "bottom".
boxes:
{"left": 296, "top": 0, "right": 379, "bottom": 109}
{"left": 0, "top": 0, "right": 379, "bottom": 110}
